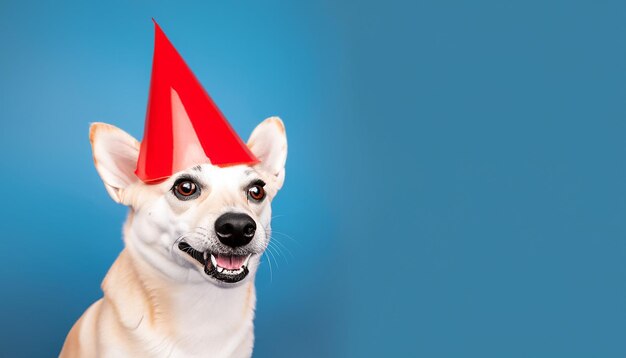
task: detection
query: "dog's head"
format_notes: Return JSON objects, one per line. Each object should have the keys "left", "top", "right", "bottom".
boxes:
{"left": 90, "top": 117, "right": 287, "bottom": 287}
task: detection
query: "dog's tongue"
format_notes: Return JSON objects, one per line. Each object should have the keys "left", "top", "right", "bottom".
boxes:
{"left": 215, "top": 254, "right": 246, "bottom": 270}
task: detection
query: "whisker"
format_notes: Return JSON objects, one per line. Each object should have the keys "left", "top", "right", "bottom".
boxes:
{"left": 265, "top": 244, "right": 281, "bottom": 271}
{"left": 264, "top": 251, "right": 273, "bottom": 282}
{"left": 270, "top": 230, "right": 300, "bottom": 245}
{"left": 270, "top": 237, "right": 295, "bottom": 260}
{"left": 259, "top": 224, "right": 274, "bottom": 282}
{"left": 267, "top": 241, "right": 286, "bottom": 262}
{"left": 268, "top": 241, "right": 289, "bottom": 264}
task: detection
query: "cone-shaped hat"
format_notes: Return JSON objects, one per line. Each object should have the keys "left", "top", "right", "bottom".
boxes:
{"left": 135, "top": 20, "right": 258, "bottom": 183}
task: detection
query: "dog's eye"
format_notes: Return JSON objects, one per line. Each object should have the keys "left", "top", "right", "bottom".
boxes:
{"left": 173, "top": 179, "right": 200, "bottom": 200}
{"left": 247, "top": 183, "right": 266, "bottom": 202}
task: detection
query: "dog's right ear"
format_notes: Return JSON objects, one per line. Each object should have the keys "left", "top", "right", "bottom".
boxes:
{"left": 89, "top": 123, "right": 140, "bottom": 204}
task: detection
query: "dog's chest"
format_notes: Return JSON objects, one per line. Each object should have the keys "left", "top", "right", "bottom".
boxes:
{"left": 154, "top": 283, "right": 256, "bottom": 357}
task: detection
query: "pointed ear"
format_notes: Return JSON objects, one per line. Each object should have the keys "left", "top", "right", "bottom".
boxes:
{"left": 90, "top": 123, "right": 140, "bottom": 204}
{"left": 247, "top": 117, "right": 288, "bottom": 190}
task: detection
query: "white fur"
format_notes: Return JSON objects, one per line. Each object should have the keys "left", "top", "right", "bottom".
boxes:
{"left": 61, "top": 117, "right": 287, "bottom": 358}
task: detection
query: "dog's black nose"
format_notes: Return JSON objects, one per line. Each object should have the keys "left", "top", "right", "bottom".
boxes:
{"left": 215, "top": 213, "right": 256, "bottom": 248}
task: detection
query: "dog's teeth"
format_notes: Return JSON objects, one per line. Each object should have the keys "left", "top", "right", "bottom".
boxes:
{"left": 216, "top": 266, "right": 224, "bottom": 273}
{"left": 242, "top": 254, "right": 252, "bottom": 268}
{"left": 203, "top": 252, "right": 208, "bottom": 261}
{"left": 210, "top": 254, "right": 217, "bottom": 267}
{"left": 226, "top": 268, "right": 242, "bottom": 275}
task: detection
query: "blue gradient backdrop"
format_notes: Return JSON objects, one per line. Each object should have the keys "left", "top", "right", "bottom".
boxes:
{"left": 1, "top": 1, "right": 625, "bottom": 357}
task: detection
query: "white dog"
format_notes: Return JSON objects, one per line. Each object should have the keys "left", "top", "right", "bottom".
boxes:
{"left": 60, "top": 116, "right": 287, "bottom": 357}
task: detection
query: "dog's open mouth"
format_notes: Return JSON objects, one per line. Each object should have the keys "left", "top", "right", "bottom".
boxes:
{"left": 178, "top": 242, "right": 252, "bottom": 283}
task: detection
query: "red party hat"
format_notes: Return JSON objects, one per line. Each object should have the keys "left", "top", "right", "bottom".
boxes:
{"left": 135, "top": 20, "right": 258, "bottom": 183}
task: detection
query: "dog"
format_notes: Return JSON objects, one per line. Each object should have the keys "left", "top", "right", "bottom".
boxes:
{"left": 60, "top": 116, "right": 287, "bottom": 357}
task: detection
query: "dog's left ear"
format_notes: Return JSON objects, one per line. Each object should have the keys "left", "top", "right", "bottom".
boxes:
{"left": 247, "top": 117, "right": 288, "bottom": 190}
{"left": 90, "top": 122, "right": 140, "bottom": 204}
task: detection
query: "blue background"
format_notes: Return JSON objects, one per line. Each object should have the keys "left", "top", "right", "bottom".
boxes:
{"left": 1, "top": 1, "right": 625, "bottom": 357}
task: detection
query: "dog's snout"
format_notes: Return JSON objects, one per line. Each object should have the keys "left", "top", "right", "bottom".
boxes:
{"left": 215, "top": 213, "right": 256, "bottom": 248}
